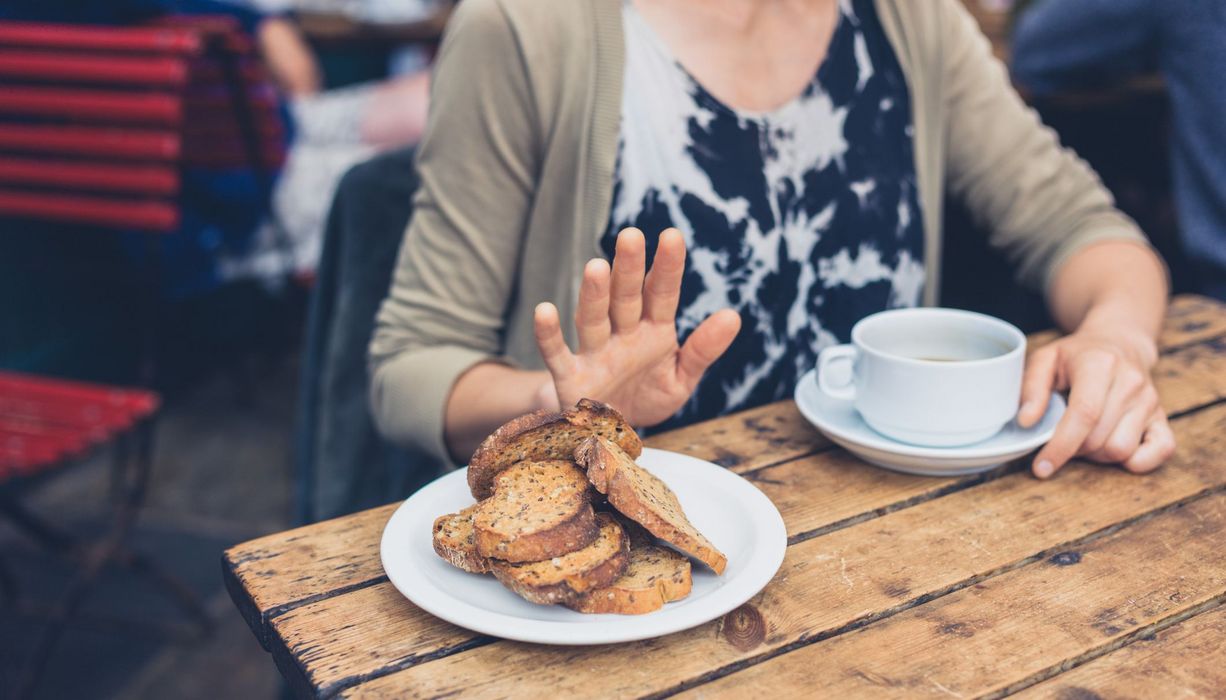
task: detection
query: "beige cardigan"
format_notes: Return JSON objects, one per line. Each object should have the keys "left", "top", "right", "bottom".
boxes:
{"left": 369, "top": 0, "right": 1147, "bottom": 464}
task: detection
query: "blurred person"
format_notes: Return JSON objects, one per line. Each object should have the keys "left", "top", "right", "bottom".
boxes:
{"left": 228, "top": 11, "right": 435, "bottom": 280}
{"left": 1012, "top": 0, "right": 1226, "bottom": 302}
{"left": 370, "top": 0, "right": 1175, "bottom": 482}
{"left": 0, "top": 0, "right": 437, "bottom": 284}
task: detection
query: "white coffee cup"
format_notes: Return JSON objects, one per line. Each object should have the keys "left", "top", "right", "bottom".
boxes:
{"left": 816, "top": 308, "right": 1026, "bottom": 447}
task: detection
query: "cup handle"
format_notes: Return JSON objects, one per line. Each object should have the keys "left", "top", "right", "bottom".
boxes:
{"left": 817, "top": 344, "right": 858, "bottom": 401}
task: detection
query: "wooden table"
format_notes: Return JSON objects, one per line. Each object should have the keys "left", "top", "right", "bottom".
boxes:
{"left": 225, "top": 294, "right": 1226, "bottom": 699}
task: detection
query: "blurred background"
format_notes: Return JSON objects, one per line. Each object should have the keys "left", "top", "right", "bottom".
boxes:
{"left": 0, "top": 0, "right": 1209, "bottom": 697}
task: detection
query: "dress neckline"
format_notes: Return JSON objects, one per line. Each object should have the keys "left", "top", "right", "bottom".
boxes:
{"left": 622, "top": 0, "right": 851, "bottom": 122}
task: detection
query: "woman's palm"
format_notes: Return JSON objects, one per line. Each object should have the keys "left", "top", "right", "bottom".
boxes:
{"left": 534, "top": 228, "right": 741, "bottom": 427}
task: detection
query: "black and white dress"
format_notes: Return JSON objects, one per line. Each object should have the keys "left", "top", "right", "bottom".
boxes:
{"left": 604, "top": 0, "right": 927, "bottom": 430}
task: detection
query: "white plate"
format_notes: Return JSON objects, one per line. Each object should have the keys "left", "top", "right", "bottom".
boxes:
{"left": 794, "top": 369, "right": 1066, "bottom": 476}
{"left": 380, "top": 448, "right": 787, "bottom": 645}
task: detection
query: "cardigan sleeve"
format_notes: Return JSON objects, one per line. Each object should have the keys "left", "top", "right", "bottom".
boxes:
{"left": 368, "top": 0, "right": 540, "bottom": 464}
{"left": 937, "top": 0, "right": 1155, "bottom": 293}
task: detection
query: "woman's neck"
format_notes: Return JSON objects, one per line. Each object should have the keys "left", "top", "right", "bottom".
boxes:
{"left": 631, "top": 0, "right": 841, "bottom": 113}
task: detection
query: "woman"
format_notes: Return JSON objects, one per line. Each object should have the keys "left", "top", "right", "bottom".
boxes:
{"left": 370, "top": 0, "right": 1173, "bottom": 480}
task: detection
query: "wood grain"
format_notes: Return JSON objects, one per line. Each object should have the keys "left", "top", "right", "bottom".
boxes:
{"left": 269, "top": 584, "right": 483, "bottom": 699}
{"left": 1011, "top": 604, "right": 1226, "bottom": 699}
{"left": 223, "top": 503, "right": 397, "bottom": 646}
{"left": 1160, "top": 294, "right": 1226, "bottom": 349}
{"left": 337, "top": 405, "right": 1226, "bottom": 699}
{"left": 644, "top": 399, "right": 827, "bottom": 474}
{"left": 684, "top": 493, "right": 1226, "bottom": 699}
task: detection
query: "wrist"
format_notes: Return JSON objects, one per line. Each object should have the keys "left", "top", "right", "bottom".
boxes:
{"left": 532, "top": 373, "right": 561, "bottom": 412}
{"left": 1076, "top": 309, "right": 1159, "bottom": 368}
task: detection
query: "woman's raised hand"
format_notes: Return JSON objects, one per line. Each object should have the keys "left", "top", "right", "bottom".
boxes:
{"left": 532, "top": 227, "right": 741, "bottom": 426}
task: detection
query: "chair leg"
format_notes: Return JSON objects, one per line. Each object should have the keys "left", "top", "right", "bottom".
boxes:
{"left": 0, "top": 491, "right": 75, "bottom": 554}
{"left": 10, "top": 421, "right": 210, "bottom": 697}
{"left": 13, "top": 525, "right": 120, "bottom": 699}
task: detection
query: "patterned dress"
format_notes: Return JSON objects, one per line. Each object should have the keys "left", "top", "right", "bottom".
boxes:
{"left": 604, "top": 0, "right": 926, "bottom": 430}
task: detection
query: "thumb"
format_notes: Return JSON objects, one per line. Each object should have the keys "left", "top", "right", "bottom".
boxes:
{"left": 677, "top": 309, "right": 741, "bottom": 390}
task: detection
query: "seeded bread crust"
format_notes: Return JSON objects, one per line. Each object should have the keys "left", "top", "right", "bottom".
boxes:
{"left": 565, "top": 541, "right": 692, "bottom": 614}
{"left": 467, "top": 399, "right": 643, "bottom": 500}
{"left": 575, "top": 436, "right": 728, "bottom": 575}
{"left": 473, "top": 460, "right": 598, "bottom": 563}
{"left": 491, "top": 513, "right": 630, "bottom": 605}
{"left": 431, "top": 505, "right": 490, "bottom": 574}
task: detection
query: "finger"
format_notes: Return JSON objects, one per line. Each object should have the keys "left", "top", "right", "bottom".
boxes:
{"left": 676, "top": 309, "right": 741, "bottom": 391}
{"left": 1018, "top": 346, "right": 1058, "bottom": 428}
{"left": 1086, "top": 403, "right": 1151, "bottom": 464}
{"left": 534, "top": 302, "right": 575, "bottom": 377}
{"left": 575, "top": 258, "right": 612, "bottom": 353}
{"left": 1032, "top": 354, "right": 1115, "bottom": 479}
{"left": 609, "top": 228, "right": 646, "bottom": 332}
{"left": 1123, "top": 413, "right": 1176, "bottom": 474}
{"left": 1081, "top": 367, "right": 1149, "bottom": 455}
{"left": 643, "top": 228, "right": 687, "bottom": 324}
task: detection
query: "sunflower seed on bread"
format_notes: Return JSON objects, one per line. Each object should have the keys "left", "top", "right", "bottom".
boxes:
{"left": 575, "top": 436, "right": 727, "bottom": 575}
{"left": 564, "top": 539, "right": 692, "bottom": 614}
{"left": 473, "top": 459, "right": 598, "bottom": 563}
{"left": 432, "top": 504, "right": 490, "bottom": 574}
{"left": 491, "top": 513, "right": 630, "bottom": 605}
{"left": 467, "top": 399, "right": 642, "bottom": 500}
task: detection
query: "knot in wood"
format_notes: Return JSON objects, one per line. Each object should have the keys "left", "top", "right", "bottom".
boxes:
{"left": 1049, "top": 551, "right": 1082, "bottom": 567}
{"left": 721, "top": 603, "right": 766, "bottom": 651}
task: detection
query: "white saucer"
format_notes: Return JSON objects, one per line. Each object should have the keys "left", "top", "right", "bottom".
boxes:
{"left": 794, "top": 369, "right": 1066, "bottom": 476}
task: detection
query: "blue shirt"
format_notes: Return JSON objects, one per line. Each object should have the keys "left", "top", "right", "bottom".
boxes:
{"left": 1012, "top": 0, "right": 1226, "bottom": 301}
{"left": 605, "top": 0, "right": 925, "bottom": 430}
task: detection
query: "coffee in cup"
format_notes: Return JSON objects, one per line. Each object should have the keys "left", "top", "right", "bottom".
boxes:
{"left": 816, "top": 308, "right": 1026, "bottom": 447}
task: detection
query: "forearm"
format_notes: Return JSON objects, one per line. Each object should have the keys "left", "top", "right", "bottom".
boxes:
{"left": 444, "top": 363, "right": 553, "bottom": 462}
{"left": 1047, "top": 240, "right": 1168, "bottom": 362}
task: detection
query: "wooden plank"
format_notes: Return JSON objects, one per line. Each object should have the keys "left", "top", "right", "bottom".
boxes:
{"left": 644, "top": 400, "right": 827, "bottom": 474}
{"left": 267, "top": 585, "right": 484, "bottom": 700}
{"left": 682, "top": 493, "right": 1226, "bottom": 700}
{"left": 334, "top": 404, "right": 1226, "bottom": 699}
{"left": 1160, "top": 294, "right": 1226, "bottom": 349}
{"left": 223, "top": 503, "right": 397, "bottom": 647}
{"left": 1156, "top": 335, "right": 1226, "bottom": 417}
{"left": 1011, "top": 604, "right": 1226, "bottom": 699}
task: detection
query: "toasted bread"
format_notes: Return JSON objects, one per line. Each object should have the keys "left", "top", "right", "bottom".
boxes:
{"left": 565, "top": 540, "right": 692, "bottom": 614}
{"left": 473, "top": 460, "right": 598, "bottom": 563}
{"left": 491, "top": 513, "right": 630, "bottom": 605}
{"left": 467, "top": 399, "right": 642, "bottom": 500}
{"left": 575, "top": 436, "right": 727, "bottom": 575}
{"left": 431, "top": 504, "right": 490, "bottom": 574}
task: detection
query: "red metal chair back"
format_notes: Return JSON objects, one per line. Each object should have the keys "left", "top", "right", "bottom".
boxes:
{"left": 0, "top": 16, "right": 285, "bottom": 233}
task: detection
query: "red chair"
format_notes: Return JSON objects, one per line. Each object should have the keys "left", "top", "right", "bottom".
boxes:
{"left": 0, "top": 371, "right": 213, "bottom": 698}
{"left": 0, "top": 16, "right": 284, "bottom": 698}
{"left": 0, "top": 16, "right": 285, "bottom": 231}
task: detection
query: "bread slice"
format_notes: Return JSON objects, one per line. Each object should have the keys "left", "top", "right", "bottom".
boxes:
{"left": 473, "top": 460, "right": 598, "bottom": 563}
{"left": 575, "top": 436, "right": 728, "bottom": 575}
{"left": 467, "top": 399, "right": 643, "bottom": 500}
{"left": 564, "top": 540, "right": 692, "bottom": 614}
{"left": 491, "top": 513, "right": 630, "bottom": 605}
{"left": 431, "top": 504, "right": 490, "bottom": 574}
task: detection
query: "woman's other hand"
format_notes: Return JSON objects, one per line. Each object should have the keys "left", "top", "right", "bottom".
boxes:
{"left": 532, "top": 227, "right": 741, "bottom": 426}
{"left": 1018, "top": 324, "right": 1175, "bottom": 479}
